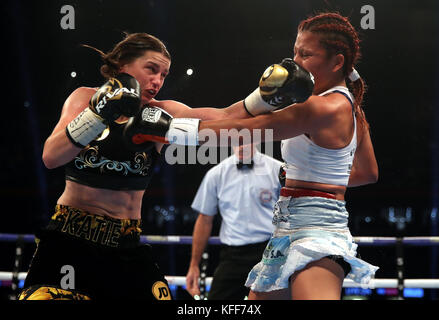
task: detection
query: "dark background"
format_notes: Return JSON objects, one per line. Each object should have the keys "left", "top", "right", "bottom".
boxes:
{"left": 1, "top": 0, "right": 438, "bottom": 300}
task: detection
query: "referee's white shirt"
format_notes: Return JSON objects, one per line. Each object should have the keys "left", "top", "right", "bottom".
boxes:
{"left": 191, "top": 151, "right": 282, "bottom": 246}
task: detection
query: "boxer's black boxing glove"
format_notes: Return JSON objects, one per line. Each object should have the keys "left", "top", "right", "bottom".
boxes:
{"left": 244, "top": 58, "right": 314, "bottom": 116}
{"left": 89, "top": 73, "right": 141, "bottom": 121}
{"left": 66, "top": 73, "right": 141, "bottom": 148}
{"left": 123, "top": 107, "right": 200, "bottom": 148}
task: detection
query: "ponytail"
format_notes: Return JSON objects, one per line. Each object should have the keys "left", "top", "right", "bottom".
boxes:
{"left": 349, "top": 77, "right": 369, "bottom": 131}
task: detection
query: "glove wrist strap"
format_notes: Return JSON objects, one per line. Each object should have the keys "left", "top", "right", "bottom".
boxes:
{"left": 66, "top": 107, "right": 107, "bottom": 148}
{"left": 243, "top": 88, "right": 275, "bottom": 116}
{"left": 167, "top": 118, "right": 200, "bottom": 146}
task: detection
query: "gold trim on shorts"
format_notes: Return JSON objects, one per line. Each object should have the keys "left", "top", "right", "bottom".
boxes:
{"left": 48, "top": 205, "right": 142, "bottom": 248}
{"left": 18, "top": 285, "right": 92, "bottom": 300}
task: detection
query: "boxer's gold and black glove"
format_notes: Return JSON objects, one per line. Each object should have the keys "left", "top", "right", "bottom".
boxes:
{"left": 244, "top": 58, "right": 314, "bottom": 116}
{"left": 66, "top": 73, "right": 141, "bottom": 148}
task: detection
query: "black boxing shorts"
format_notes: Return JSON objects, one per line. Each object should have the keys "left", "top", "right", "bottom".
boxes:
{"left": 18, "top": 205, "right": 172, "bottom": 300}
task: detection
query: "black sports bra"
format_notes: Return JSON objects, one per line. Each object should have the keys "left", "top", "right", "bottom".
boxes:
{"left": 65, "top": 121, "right": 158, "bottom": 191}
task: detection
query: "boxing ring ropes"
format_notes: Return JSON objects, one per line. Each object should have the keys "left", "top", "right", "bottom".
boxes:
{"left": 1, "top": 233, "right": 439, "bottom": 299}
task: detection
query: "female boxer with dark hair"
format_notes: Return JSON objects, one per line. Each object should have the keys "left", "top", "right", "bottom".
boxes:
{"left": 127, "top": 12, "right": 379, "bottom": 300}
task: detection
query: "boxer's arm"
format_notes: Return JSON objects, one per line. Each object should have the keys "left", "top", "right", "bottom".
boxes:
{"left": 150, "top": 99, "right": 250, "bottom": 120}
{"left": 186, "top": 213, "right": 213, "bottom": 296}
{"left": 150, "top": 58, "right": 313, "bottom": 121}
{"left": 147, "top": 100, "right": 249, "bottom": 155}
{"left": 126, "top": 95, "right": 318, "bottom": 147}
{"left": 42, "top": 87, "right": 96, "bottom": 169}
{"left": 347, "top": 123, "right": 379, "bottom": 187}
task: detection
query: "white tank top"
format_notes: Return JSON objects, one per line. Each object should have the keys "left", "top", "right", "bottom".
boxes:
{"left": 281, "top": 86, "right": 356, "bottom": 186}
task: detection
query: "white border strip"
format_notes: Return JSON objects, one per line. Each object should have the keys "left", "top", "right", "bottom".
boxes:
{"left": 1, "top": 272, "right": 438, "bottom": 289}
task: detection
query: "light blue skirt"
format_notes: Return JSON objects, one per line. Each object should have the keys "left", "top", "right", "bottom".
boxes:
{"left": 245, "top": 196, "right": 379, "bottom": 292}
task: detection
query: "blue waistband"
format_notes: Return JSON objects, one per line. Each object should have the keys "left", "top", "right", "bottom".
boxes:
{"left": 272, "top": 196, "right": 349, "bottom": 230}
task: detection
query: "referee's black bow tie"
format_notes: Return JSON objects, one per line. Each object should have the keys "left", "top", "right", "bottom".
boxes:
{"left": 237, "top": 161, "right": 254, "bottom": 169}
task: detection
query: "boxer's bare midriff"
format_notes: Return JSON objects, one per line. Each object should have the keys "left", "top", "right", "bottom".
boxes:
{"left": 57, "top": 180, "right": 145, "bottom": 220}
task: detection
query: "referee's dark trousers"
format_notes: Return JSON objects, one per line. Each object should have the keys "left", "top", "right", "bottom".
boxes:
{"left": 207, "top": 240, "right": 269, "bottom": 300}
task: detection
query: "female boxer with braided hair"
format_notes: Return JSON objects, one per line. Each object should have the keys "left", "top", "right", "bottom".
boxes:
{"left": 245, "top": 12, "right": 378, "bottom": 300}
{"left": 241, "top": 12, "right": 379, "bottom": 300}
{"left": 129, "top": 12, "right": 379, "bottom": 300}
